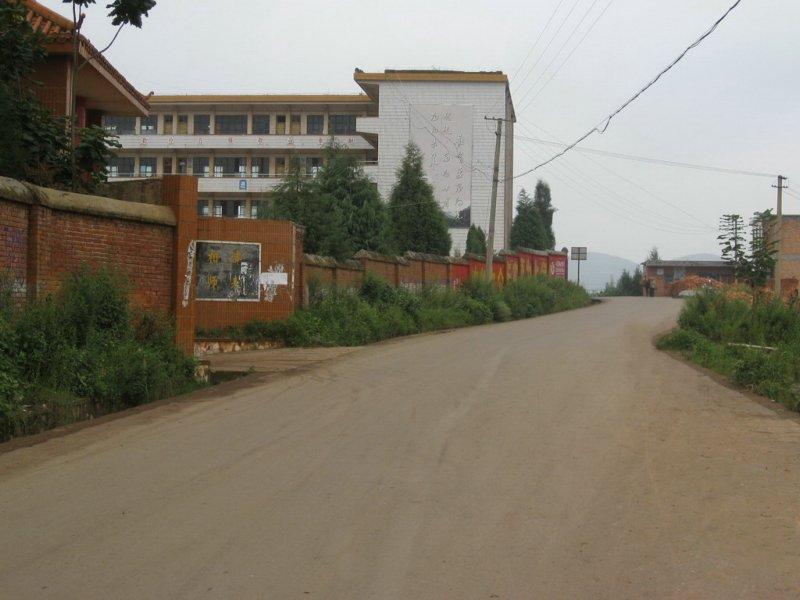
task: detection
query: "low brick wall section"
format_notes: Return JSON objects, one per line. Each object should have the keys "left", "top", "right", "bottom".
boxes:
{"left": 0, "top": 176, "right": 175, "bottom": 310}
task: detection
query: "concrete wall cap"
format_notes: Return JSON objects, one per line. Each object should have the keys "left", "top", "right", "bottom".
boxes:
{"left": 0, "top": 176, "right": 176, "bottom": 226}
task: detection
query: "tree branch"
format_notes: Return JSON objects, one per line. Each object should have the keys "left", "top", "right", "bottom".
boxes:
{"left": 77, "top": 24, "right": 125, "bottom": 73}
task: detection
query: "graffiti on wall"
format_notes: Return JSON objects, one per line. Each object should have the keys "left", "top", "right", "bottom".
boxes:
{"left": 182, "top": 240, "right": 196, "bottom": 308}
{"left": 195, "top": 241, "right": 261, "bottom": 301}
{"left": 259, "top": 263, "right": 287, "bottom": 302}
{"left": 409, "top": 104, "right": 474, "bottom": 228}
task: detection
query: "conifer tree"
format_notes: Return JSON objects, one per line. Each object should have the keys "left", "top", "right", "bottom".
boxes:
{"left": 388, "top": 143, "right": 452, "bottom": 255}
{"left": 510, "top": 188, "right": 549, "bottom": 250}
{"left": 533, "top": 179, "right": 556, "bottom": 249}
{"left": 465, "top": 224, "right": 487, "bottom": 255}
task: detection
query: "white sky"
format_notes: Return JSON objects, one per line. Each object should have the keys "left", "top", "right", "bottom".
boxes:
{"left": 41, "top": 0, "right": 800, "bottom": 262}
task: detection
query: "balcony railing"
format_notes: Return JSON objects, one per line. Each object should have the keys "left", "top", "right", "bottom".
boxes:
{"left": 115, "top": 133, "right": 374, "bottom": 151}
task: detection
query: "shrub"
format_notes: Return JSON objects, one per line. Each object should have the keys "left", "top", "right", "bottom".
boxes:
{"left": 0, "top": 266, "right": 198, "bottom": 441}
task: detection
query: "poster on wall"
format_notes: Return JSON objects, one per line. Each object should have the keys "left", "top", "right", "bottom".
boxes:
{"left": 195, "top": 241, "right": 261, "bottom": 301}
{"left": 409, "top": 104, "right": 474, "bottom": 228}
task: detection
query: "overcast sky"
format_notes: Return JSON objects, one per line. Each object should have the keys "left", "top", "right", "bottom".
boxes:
{"left": 41, "top": 0, "right": 799, "bottom": 262}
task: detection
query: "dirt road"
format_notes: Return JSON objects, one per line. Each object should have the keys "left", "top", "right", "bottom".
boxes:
{"left": 1, "top": 298, "right": 799, "bottom": 599}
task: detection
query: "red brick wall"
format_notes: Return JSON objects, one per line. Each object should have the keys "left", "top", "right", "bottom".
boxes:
{"left": 0, "top": 200, "right": 29, "bottom": 302}
{"left": 425, "top": 262, "right": 448, "bottom": 286}
{"left": 33, "top": 206, "right": 174, "bottom": 311}
{"left": 194, "top": 217, "right": 302, "bottom": 330}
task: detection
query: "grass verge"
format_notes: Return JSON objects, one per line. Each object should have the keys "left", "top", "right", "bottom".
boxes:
{"left": 198, "top": 274, "right": 592, "bottom": 348}
{"left": 657, "top": 287, "right": 800, "bottom": 411}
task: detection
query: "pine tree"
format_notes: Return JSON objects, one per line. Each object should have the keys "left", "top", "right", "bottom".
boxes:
{"left": 510, "top": 188, "right": 548, "bottom": 250}
{"left": 465, "top": 224, "right": 487, "bottom": 255}
{"left": 747, "top": 210, "right": 777, "bottom": 288}
{"left": 266, "top": 157, "right": 350, "bottom": 259}
{"left": 647, "top": 247, "right": 660, "bottom": 262}
{"left": 316, "top": 147, "right": 389, "bottom": 253}
{"left": 533, "top": 179, "right": 556, "bottom": 249}
{"left": 388, "top": 143, "right": 452, "bottom": 255}
{"left": 718, "top": 214, "right": 748, "bottom": 281}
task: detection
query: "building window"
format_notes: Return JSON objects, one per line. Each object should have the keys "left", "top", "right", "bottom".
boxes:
{"left": 214, "top": 157, "right": 246, "bottom": 177}
{"left": 177, "top": 156, "right": 189, "bottom": 174}
{"left": 215, "top": 115, "right": 247, "bottom": 135}
{"left": 307, "top": 114, "right": 324, "bottom": 135}
{"left": 275, "top": 157, "right": 286, "bottom": 176}
{"left": 139, "top": 157, "right": 157, "bottom": 178}
{"left": 102, "top": 116, "right": 136, "bottom": 135}
{"left": 162, "top": 157, "right": 173, "bottom": 175}
{"left": 251, "top": 157, "right": 269, "bottom": 178}
{"left": 197, "top": 199, "right": 211, "bottom": 217}
{"left": 192, "top": 156, "right": 210, "bottom": 177}
{"left": 276, "top": 115, "right": 286, "bottom": 135}
{"left": 330, "top": 114, "right": 357, "bottom": 134}
{"left": 252, "top": 114, "right": 270, "bottom": 135}
{"left": 250, "top": 201, "right": 263, "bottom": 218}
{"left": 290, "top": 114, "right": 301, "bottom": 135}
{"left": 177, "top": 114, "right": 189, "bottom": 134}
{"left": 193, "top": 114, "right": 210, "bottom": 135}
{"left": 163, "top": 114, "right": 173, "bottom": 135}
{"left": 140, "top": 115, "right": 157, "bottom": 134}
{"left": 108, "top": 156, "right": 134, "bottom": 177}
{"left": 213, "top": 199, "right": 243, "bottom": 218}
{"left": 305, "top": 156, "right": 322, "bottom": 175}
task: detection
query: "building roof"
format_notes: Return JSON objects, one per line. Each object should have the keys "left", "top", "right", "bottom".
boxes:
{"left": 644, "top": 260, "right": 731, "bottom": 268}
{"left": 148, "top": 94, "right": 373, "bottom": 105}
{"left": 24, "top": 0, "right": 149, "bottom": 115}
{"left": 354, "top": 69, "right": 508, "bottom": 83}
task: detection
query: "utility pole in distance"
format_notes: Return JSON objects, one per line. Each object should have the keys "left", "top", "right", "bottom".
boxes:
{"left": 774, "top": 175, "right": 787, "bottom": 297}
{"left": 484, "top": 116, "right": 507, "bottom": 280}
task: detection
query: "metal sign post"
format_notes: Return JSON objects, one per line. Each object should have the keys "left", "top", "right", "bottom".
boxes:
{"left": 571, "top": 246, "right": 588, "bottom": 286}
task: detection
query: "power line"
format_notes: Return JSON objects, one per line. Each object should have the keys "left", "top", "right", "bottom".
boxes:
{"left": 514, "top": 0, "right": 604, "bottom": 110}
{"left": 514, "top": 133, "right": 778, "bottom": 178}
{"left": 518, "top": 0, "right": 615, "bottom": 112}
{"left": 511, "top": 0, "right": 583, "bottom": 100}
{"left": 515, "top": 120, "right": 717, "bottom": 231}
{"left": 516, "top": 143, "right": 709, "bottom": 235}
{"left": 514, "top": 0, "right": 743, "bottom": 178}
{"left": 509, "top": 0, "right": 568, "bottom": 83}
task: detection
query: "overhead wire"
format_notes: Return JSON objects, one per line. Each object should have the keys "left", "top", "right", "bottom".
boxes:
{"left": 518, "top": 0, "right": 615, "bottom": 111}
{"left": 514, "top": 0, "right": 744, "bottom": 178}
{"left": 515, "top": 120, "right": 717, "bottom": 231}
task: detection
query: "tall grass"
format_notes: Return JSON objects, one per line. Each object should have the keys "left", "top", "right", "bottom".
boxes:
{"left": 201, "top": 273, "right": 591, "bottom": 348}
{"left": 659, "top": 288, "right": 800, "bottom": 411}
{"left": 0, "top": 266, "right": 199, "bottom": 442}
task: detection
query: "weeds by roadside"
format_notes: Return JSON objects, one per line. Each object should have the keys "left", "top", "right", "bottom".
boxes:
{"left": 0, "top": 266, "right": 199, "bottom": 442}
{"left": 198, "top": 273, "right": 591, "bottom": 348}
{"left": 658, "top": 288, "right": 800, "bottom": 411}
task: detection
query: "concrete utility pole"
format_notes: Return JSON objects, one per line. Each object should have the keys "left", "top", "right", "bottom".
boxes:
{"left": 774, "top": 175, "right": 787, "bottom": 297}
{"left": 484, "top": 117, "right": 505, "bottom": 279}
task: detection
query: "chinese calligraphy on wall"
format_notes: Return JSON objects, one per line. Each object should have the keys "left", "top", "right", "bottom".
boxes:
{"left": 195, "top": 241, "right": 261, "bottom": 301}
{"left": 409, "top": 104, "right": 474, "bottom": 228}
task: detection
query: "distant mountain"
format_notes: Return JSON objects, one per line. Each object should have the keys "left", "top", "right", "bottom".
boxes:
{"left": 673, "top": 253, "right": 721, "bottom": 261}
{"left": 568, "top": 252, "right": 638, "bottom": 292}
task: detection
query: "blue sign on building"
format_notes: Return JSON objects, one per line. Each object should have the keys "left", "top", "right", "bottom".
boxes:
{"left": 239, "top": 179, "right": 248, "bottom": 191}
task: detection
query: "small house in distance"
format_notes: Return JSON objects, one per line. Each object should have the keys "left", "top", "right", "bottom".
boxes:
{"left": 642, "top": 260, "right": 734, "bottom": 297}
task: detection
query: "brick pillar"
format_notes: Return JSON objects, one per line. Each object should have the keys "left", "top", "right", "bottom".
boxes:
{"left": 26, "top": 203, "right": 47, "bottom": 303}
{"left": 162, "top": 175, "right": 198, "bottom": 355}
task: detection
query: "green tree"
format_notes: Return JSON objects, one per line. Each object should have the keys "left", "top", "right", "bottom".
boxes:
{"left": 602, "top": 267, "right": 643, "bottom": 296}
{"left": 747, "top": 210, "right": 777, "bottom": 288}
{"left": 267, "top": 158, "right": 350, "bottom": 259}
{"left": 316, "top": 147, "right": 389, "bottom": 253}
{"left": 510, "top": 188, "right": 548, "bottom": 250}
{"left": 533, "top": 179, "right": 556, "bottom": 249}
{"left": 647, "top": 247, "right": 660, "bottom": 262}
{"left": 64, "top": 1, "right": 156, "bottom": 186}
{"left": 388, "top": 143, "right": 451, "bottom": 255}
{"left": 0, "top": 2, "right": 119, "bottom": 191}
{"left": 465, "top": 224, "right": 487, "bottom": 255}
{"left": 718, "top": 214, "right": 748, "bottom": 281}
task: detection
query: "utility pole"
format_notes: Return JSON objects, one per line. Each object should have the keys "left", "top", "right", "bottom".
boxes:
{"left": 484, "top": 117, "right": 506, "bottom": 280}
{"left": 774, "top": 175, "right": 787, "bottom": 297}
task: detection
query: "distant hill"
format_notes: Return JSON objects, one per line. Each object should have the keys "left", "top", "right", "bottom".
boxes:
{"left": 568, "top": 252, "right": 638, "bottom": 292}
{"left": 674, "top": 253, "right": 721, "bottom": 261}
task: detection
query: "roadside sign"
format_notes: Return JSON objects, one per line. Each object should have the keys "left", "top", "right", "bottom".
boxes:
{"left": 571, "top": 246, "right": 588, "bottom": 286}
{"left": 571, "top": 246, "right": 587, "bottom": 261}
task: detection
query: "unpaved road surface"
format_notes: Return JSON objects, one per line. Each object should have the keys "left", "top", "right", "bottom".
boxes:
{"left": 1, "top": 298, "right": 799, "bottom": 599}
